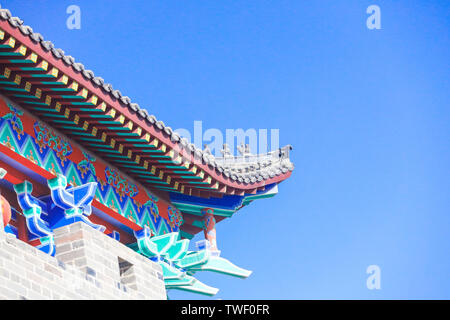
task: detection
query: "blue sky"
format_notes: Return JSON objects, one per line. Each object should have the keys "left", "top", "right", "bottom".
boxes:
{"left": 4, "top": 0, "right": 449, "bottom": 299}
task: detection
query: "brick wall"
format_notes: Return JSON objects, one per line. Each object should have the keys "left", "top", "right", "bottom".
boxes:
{"left": 0, "top": 221, "right": 167, "bottom": 300}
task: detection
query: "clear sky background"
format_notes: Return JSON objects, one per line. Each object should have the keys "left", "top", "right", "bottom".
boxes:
{"left": 4, "top": 0, "right": 449, "bottom": 299}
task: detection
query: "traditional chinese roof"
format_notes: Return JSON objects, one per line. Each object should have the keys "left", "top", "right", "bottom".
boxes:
{"left": 0, "top": 8, "right": 294, "bottom": 201}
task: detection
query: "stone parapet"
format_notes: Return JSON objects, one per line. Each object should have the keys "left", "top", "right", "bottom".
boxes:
{"left": 0, "top": 222, "right": 166, "bottom": 300}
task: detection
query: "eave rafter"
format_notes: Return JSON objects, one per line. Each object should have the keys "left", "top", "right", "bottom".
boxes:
{"left": 0, "top": 22, "right": 293, "bottom": 199}
{"left": 0, "top": 39, "right": 187, "bottom": 194}
{"left": 0, "top": 63, "right": 227, "bottom": 197}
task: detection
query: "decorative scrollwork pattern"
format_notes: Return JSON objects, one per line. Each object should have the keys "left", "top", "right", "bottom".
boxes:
{"left": 34, "top": 121, "right": 72, "bottom": 164}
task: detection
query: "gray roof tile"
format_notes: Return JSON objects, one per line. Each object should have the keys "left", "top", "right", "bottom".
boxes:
{"left": 0, "top": 8, "right": 294, "bottom": 185}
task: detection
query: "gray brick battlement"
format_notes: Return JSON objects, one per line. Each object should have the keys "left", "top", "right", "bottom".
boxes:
{"left": 0, "top": 222, "right": 166, "bottom": 300}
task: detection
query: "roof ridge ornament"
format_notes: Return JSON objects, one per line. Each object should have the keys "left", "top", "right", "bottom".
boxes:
{"left": 220, "top": 143, "right": 232, "bottom": 158}
{"left": 237, "top": 142, "right": 251, "bottom": 156}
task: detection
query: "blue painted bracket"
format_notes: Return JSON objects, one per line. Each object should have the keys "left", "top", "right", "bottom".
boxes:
{"left": 48, "top": 174, "right": 105, "bottom": 232}
{"left": 134, "top": 226, "right": 159, "bottom": 259}
{"left": 13, "top": 181, "right": 55, "bottom": 256}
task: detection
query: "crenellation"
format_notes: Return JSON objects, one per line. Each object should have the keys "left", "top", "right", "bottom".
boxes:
{"left": 30, "top": 281, "right": 41, "bottom": 294}
{"left": 0, "top": 222, "right": 166, "bottom": 299}
{"left": 0, "top": 285, "right": 20, "bottom": 299}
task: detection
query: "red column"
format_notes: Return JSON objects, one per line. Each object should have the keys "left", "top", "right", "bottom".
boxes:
{"left": 16, "top": 212, "right": 28, "bottom": 243}
{"left": 201, "top": 208, "right": 218, "bottom": 252}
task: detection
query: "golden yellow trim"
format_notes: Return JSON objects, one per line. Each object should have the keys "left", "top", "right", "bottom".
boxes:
{"left": 45, "top": 95, "right": 51, "bottom": 106}
{"left": 51, "top": 67, "right": 58, "bottom": 78}
{"left": 70, "top": 81, "right": 78, "bottom": 91}
{"left": 135, "top": 155, "right": 140, "bottom": 164}
{"left": 74, "top": 115, "right": 80, "bottom": 125}
{"left": 107, "top": 108, "right": 116, "bottom": 118}
{"left": 125, "top": 121, "right": 133, "bottom": 131}
{"left": 98, "top": 102, "right": 107, "bottom": 112}
{"left": 24, "top": 82, "right": 31, "bottom": 92}
{"left": 40, "top": 60, "right": 48, "bottom": 71}
{"left": 35, "top": 88, "right": 41, "bottom": 99}
{"left": 18, "top": 45, "right": 26, "bottom": 56}
{"left": 14, "top": 74, "right": 21, "bottom": 85}
{"left": 135, "top": 126, "right": 142, "bottom": 136}
{"left": 29, "top": 52, "right": 37, "bottom": 63}
{"left": 91, "top": 127, "right": 98, "bottom": 136}
{"left": 149, "top": 138, "right": 158, "bottom": 148}
{"left": 3, "top": 68, "right": 10, "bottom": 79}
{"left": 80, "top": 88, "right": 88, "bottom": 99}
{"left": 61, "top": 75, "right": 68, "bottom": 85}
{"left": 89, "top": 95, "right": 98, "bottom": 105}
{"left": 8, "top": 37, "right": 15, "bottom": 48}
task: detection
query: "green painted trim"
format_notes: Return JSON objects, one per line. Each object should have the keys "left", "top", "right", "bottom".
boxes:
{"left": 88, "top": 143, "right": 113, "bottom": 148}
{"left": 70, "top": 102, "right": 96, "bottom": 106}
{"left": 91, "top": 116, "right": 114, "bottom": 119}
{"left": 96, "top": 148, "right": 122, "bottom": 154}
{"left": 78, "top": 108, "right": 103, "bottom": 112}
{"left": 51, "top": 120, "right": 76, "bottom": 124}
{"left": 180, "top": 175, "right": 201, "bottom": 179}
{"left": 188, "top": 256, "right": 252, "bottom": 279}
{"left": 0, "top": 52, "right": 22, "bottom": 56}
{"left": 30, "top": 74, "right": 56, "bottom": 78}
{"left": 60, "top": 126, "right": 85, "bottom": 131}
{"left": 60, "top": 95, "right": 84, "bottom": 99}
{"left": 9, "top": 59, "right": 34, "bottom": 63}
{"left": 172, "top": 170, "right": 194, "bottom": 175}
{"left": 20, "top": 67, "right": 47, "bottom": 72}
{"left": 70, "top": 132, "right": 95, "bottom": 136}
{"left": 180, "top": 230, "right": 194, "bottom": 240}
{"left": 12, "top": 94, "right": 37, "bottom": 99}
{"left": 1, "top": 87, "right": 28, "bottom": 92}
{"left": 41, "top": 81, "right": 67, "bottom": 85}
{"left": 37, "top": 114, "right": 66, "bottom": 118}
{"left": 76, "top": 137, "right": 104, "bottom": 142}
